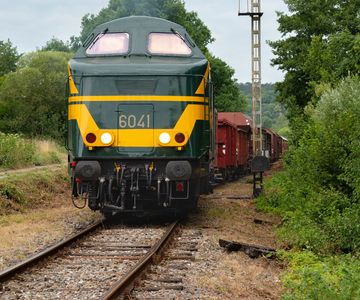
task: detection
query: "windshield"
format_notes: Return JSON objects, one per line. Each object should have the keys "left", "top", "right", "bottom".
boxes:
{"left": 86, "top": 33, "right": 129, "bottom": 55}
{"left": 148, "top": 32, "right": 191, "bottom": 56}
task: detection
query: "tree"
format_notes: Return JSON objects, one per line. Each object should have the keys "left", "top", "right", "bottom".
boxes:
{"left": 0, "top": 51, "right": 72, "bottom": 139}
{"left": 269, "top": 0, "right": 360, "bottom": 123}
{"left": 209, "top": 55, "right": 247, "bottom": 112}
{"left": 238, "top": 82, "right": 288, "bottom": 132}
{"left": 0, "top": 39, "right": 20, "bottom": 77}
{"left": 41, "top": 36, "right": 81, "bottom": 53}
{"left": 41, "top": 37, "right": 72, "bottom": 52}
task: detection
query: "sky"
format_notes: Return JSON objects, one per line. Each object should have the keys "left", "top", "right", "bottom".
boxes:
{"left": 0, "top": 0, "right": 288, "bottom": 83}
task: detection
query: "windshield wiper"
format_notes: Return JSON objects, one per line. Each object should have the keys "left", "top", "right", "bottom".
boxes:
{"left": 87, "top": 28, "right": 109, "bottom": 50}
{"left": 170, "top": 28, "right": 193, "bottom": 48}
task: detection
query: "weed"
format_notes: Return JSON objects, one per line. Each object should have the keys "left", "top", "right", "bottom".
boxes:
{"left": 0, "top": 183, "right": 25, "bottom": 205}
{"left": 280, "top": 251, "right": 360, "bottom": 300}
{"left": 207, "top": 207, "right": 228, "bottom": 218}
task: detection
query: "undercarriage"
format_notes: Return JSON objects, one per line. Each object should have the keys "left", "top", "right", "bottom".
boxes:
{"left": 70, "top": 159, "right": 203, "bottom": 216}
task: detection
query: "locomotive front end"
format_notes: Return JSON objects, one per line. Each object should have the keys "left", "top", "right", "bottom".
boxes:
{"left": 66, "top": 16, "right": 214, "bottom": 217}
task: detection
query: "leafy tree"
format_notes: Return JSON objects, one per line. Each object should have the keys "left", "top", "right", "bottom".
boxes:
{"left": 238, "top": 82, "right": 288, "bottom": 134}
{"left": 269, "top": 0, "right": 360, "bottom": 123}
{"left": 0, "top": 39, "right": 20, "bottom": 77}
{"left": 41, "top": 36, "right": 81, "bottom": 53}
{"left": 41, "top": 37, "right": 72, "bottom": 52}
{"left": 209, "top": 56, "right": 247, "bottom": 112}
{"left": 0, "top": 51, "right": 72, "bottom": 139}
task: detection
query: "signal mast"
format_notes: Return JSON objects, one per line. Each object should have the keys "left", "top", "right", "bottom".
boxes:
{"left": 238, "top": 0, "right": 268, "bottom": 197}
{"left": 238, "top": 0, "right": 263, "bottom": 156}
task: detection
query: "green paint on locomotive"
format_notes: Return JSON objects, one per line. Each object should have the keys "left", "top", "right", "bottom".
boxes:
{"left": 67, "top": 16, "right": 211, "bottom": 161}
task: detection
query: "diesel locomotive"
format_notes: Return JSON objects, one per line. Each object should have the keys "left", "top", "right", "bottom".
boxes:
{"left": 66, "top": 16, "right": 215, "bottom": 217}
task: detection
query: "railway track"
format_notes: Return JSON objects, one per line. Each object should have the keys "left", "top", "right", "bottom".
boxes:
{"left": 0, "top": 220, "right": 183, "bottom": 299}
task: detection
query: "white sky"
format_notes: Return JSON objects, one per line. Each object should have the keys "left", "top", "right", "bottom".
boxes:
{"left": 0, "top": 0, "right": 288, "bottom": 83}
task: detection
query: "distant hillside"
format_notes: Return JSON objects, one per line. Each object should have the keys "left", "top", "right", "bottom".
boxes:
{"left": 238, "top": 83, "right": 289, "bottom": 137}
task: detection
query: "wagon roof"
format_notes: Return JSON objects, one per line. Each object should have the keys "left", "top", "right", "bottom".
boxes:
{"left": 218, "top": 112, "right": 252, "bottom": 127}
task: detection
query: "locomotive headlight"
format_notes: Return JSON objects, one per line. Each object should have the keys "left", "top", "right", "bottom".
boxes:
{"left": 159, "top": 132, "right": 171, "bottom": 144}
{"left": 100, "top": 132, "right": 113, "bottom": 145}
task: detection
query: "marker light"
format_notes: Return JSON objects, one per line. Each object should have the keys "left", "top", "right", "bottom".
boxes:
{"left": 159, "top": 132, "right": 171, "bottom": 144}
{"left": 100, "top": 132, "right": 113, "bottom": 145}
{"left": 86, "top": 133, "right": 96, "bottom": 143}
{"left": 175, "top": 132, "right": 185, "bottom": 143}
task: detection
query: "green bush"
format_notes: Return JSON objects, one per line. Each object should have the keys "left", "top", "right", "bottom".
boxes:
{"left": 281, "top": 251, "right": 360, "bottom": 300}
{"left": 0, "top": 182, "right": 25, "bottom": 204}
{"left": 257, "top": 77, "right": 360, "bottom": 254}
{"left": 258, "top": 77, "right": 360, "bottom": 299}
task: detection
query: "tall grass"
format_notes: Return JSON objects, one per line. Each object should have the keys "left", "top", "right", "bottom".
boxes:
{"left": 0, "top": 133, "right": 35, "bottom": 169}
{"left": 0, "top": 133, "right": 65, "bottom": 170}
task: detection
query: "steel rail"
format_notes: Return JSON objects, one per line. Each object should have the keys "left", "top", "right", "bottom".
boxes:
{"left": 101, "top": 220, "right": 179, "bottom": 300}
{"left": 0, "top": 219, "right": 103, "bottom": 282}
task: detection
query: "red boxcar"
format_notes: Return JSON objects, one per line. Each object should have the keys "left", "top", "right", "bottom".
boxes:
{"left": 237, "top": 126, "right": 251, "bottom": 171}
{"left": 282, "top": 137, "right": 288, "bottom": 153}
{"left": 218, "top": 112, "right": 252, "bottom": 163}
{"left": 215, "top": 119, "right": 238, "bottom": 180}
{"left": 214, "top": 112, "right": 287, "bottom": 182}
{"left": 214, "top": 113, "right": 253, "bottom": 181}
{"left": 263, "top": 128, "right": 272, "bottom": 159}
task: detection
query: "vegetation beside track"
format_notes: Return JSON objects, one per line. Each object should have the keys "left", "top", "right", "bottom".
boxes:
{"left": 0, "top": 166, "right": 69, "bottom": 215}
{"left": 0, "top": 166, "right": 100, "bottom": 270}
{"left": 0, "top": 133, "right": 65, "bottom": 170}
{"left": 257, "top": 77, "right": 360, "bottom": 299}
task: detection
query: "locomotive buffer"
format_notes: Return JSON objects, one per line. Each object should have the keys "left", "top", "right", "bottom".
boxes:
{"left": 238, "top": 0, "right": 269, "bottom": 197}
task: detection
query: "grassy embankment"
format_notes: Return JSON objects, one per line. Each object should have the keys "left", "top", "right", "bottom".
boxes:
{"left": 0, "top": 165, "right": 100, "bottom": 270}
{"left": 0, "top": 132, "right": 69, "bottom": 214}
{"left": 256, "top": 77, "right": 360, "bottom": 299}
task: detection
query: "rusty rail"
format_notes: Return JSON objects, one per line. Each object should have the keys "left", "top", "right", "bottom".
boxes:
{"left": 101, "top": 220, "right": 179, "bottom": 300}
{"left": 0, "top": 220, "right": 103, "bottom": 282}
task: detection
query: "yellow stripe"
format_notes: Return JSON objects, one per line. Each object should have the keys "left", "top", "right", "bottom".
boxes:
{"left": 69, "top": 95, "right": 205, "bottom": 103}
{"left": 195, "top": 63, "right": 210, "bottom": 95}
{"left": 67, "top": 64, "right": 79, "bottom": 95}
{"left": 68, "top": 104, "right": 205, "bottom": 148}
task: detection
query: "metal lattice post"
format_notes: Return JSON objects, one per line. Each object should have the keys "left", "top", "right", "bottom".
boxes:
{"left": 238, "top": 0, "right": 263, "bottom": 156}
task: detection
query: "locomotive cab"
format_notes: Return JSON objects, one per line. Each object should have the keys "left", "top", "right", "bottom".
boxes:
{"left": 67, "top": 16, "right": 214, "bottom": 217}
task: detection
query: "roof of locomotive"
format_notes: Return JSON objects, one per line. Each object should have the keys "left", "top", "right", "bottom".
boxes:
{"left": 73, "top": 16, "right": 205, "bottom": 60}
{"left": 70, "top": 16, "right": 207, "bottom": 76}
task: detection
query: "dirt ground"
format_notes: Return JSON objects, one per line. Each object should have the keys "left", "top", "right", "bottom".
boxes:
{"left": 186, "top": 176, "right": 283, "bottom": 299}
{"left": 0, "top": 167, "right": 101, "bottom": 271}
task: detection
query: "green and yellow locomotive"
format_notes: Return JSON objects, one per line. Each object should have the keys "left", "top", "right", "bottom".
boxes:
{"left": 67, "top": 16, "right": 214, "bottom": 217}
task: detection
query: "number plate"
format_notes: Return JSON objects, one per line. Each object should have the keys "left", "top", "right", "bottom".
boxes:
{"left": 117, "top": 105, "right": 154, "bottom": 129}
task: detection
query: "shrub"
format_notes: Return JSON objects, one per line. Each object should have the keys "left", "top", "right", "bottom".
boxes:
{"left": 281, "top": 251, "right": 360, "bottom": 300}
{"left": 0, "top": 182, "right": 25, "bottom": 204}
{"left": 257, "top": 76, "right": 360, "bottom": 254}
